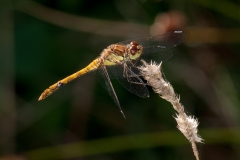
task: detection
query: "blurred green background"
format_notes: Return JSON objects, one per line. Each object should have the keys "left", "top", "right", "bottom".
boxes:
{"left": 1, "top": 0, "right": 240, "bottom": 159}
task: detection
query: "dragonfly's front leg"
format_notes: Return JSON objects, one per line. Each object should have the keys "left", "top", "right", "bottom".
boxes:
{"left": 122, "top": 63, "right": 149, "bottom": 85}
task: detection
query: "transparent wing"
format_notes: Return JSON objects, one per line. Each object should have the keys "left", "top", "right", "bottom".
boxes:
{"left": 106, "top": 61, "right": 149, "bottom": 98}
{"left": 105, "top": 64, "right": 124, "bottom": 79}
{"left": 117, "top": 31, "right": 186, "bottom": 63}
{"left": 117, "top": 31, "right": 186, "bottom": 48}
{"left": 118, "top": 63, "right": 149, "bottom": 98}
{"left": 140, "top": 47, "right": 173, "bottom": 63}
{"left": 97, "top": 64, "right": 126, "bottom": 118}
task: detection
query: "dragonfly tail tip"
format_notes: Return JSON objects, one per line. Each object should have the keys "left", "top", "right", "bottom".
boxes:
{"left": 38, "top": 95, "right": 44, "bottom": 101}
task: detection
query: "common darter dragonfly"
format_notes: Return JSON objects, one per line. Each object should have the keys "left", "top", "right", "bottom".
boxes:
{"left": 39, "top": 31, "right": 186, "bottom": 118}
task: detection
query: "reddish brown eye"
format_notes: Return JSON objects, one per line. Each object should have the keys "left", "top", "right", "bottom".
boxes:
{"left": 130, "top": 45, "right": 138, "bottom": 55}
{"left": 130, "top": 41, "right": 139, "bottom": 46}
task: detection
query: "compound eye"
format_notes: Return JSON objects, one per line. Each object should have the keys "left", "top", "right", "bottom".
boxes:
{"left": 130, "top": 41, "right": 139, "bottom": 46}
{"left": 130, "top": 45, "right": 138, "bottom": 55}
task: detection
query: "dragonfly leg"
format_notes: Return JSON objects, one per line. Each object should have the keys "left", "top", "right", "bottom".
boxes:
{"left": 123, "top": 63, "right": 149, "bottom": 86}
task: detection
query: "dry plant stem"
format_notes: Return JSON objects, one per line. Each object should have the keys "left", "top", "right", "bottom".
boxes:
{"left": 139, "top": 60, "right": 203, "bottom": 160}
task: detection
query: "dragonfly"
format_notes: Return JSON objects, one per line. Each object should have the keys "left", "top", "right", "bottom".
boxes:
{"left": 38, "top": 31, "right": 186, "bottom": 118}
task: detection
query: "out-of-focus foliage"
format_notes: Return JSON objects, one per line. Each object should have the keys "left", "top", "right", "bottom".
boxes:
{"left": 0, "top": 0, "right": 240, "bottom": 159}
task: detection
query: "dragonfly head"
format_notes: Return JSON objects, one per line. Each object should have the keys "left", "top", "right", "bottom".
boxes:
{"left": 127, "top": 41, "right": 143, "bottom": 60}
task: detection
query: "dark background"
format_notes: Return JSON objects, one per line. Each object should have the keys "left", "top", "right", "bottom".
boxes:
{"left": 1, "top": 0, "right": 240, "bottom": 159}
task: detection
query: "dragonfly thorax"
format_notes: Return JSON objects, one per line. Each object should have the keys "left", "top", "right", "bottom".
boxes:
{"left": 103, "top": 42, "right": 143, "bottom": 66}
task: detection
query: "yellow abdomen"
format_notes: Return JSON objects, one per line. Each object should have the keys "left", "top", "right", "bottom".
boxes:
{"left": 38, "top": 59, "right": 100, "bottom": 101}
